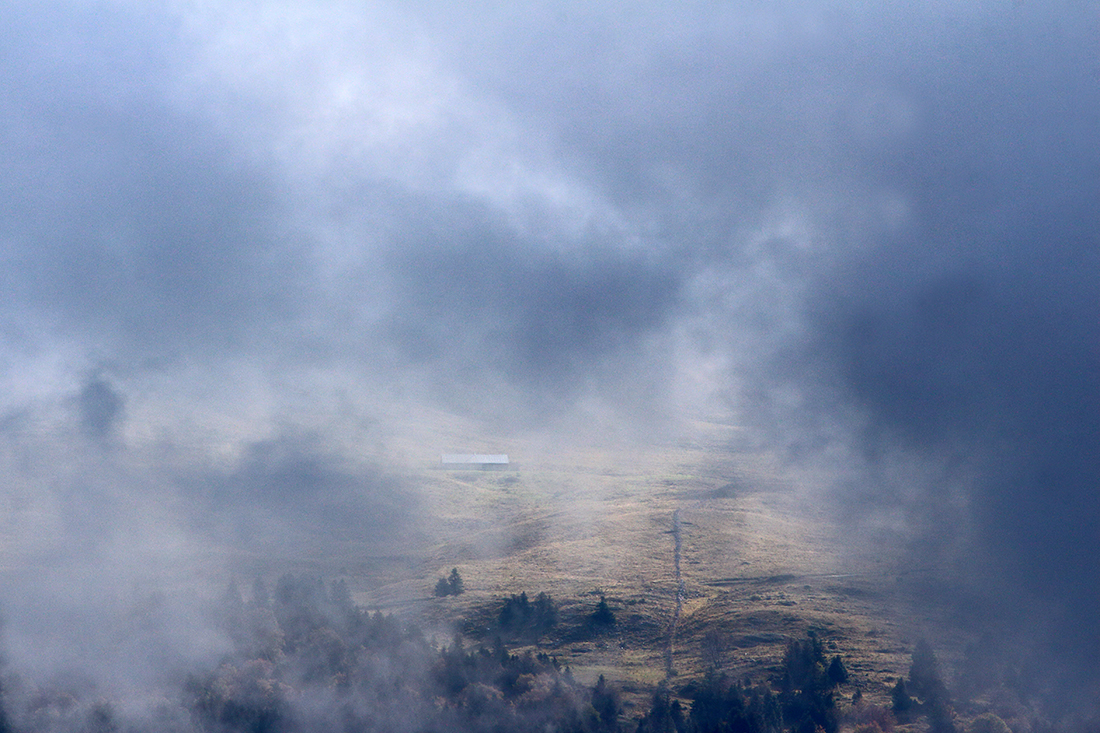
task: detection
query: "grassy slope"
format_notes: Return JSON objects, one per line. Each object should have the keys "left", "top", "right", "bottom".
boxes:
{"left": 288, "top": 415, "right": 970, "bottom": 720}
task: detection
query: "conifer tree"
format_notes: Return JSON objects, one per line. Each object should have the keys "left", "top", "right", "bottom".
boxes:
{"left": 447, "top": 568, "right": 465, "bottom": 595}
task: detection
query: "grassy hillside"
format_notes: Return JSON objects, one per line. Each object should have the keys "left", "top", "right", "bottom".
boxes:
{"left": 228, "top": 416, "right": 973, "bottom": 722}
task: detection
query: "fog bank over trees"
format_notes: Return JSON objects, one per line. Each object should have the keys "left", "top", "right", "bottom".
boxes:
{"left": 0, "top": 0, "right": 1097, "bottom": 722}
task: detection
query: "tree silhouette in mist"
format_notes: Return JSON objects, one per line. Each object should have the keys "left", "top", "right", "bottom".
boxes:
{"left": 434, "top": 568, "right": 465, "bottom": 597}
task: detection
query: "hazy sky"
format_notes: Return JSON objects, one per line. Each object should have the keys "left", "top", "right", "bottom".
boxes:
{"left": 1, "top": 0, "right": 1098, "bottom": 703}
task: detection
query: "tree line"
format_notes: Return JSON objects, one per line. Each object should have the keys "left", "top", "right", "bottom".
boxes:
{"left": 0, "top": 575, "right": 1037, "bottom": 733}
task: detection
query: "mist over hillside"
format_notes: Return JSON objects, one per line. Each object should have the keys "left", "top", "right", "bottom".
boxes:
{"left": 1, "top": 0, "right": 1097, "bottom": 729}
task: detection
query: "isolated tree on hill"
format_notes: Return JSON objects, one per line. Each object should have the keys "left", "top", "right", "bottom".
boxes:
{"left": 891, "top": 678, "right": 913, "bottom": 715}
{"left": 905, "top": 640, "right": 956, "bottom": 733}
{"left": 590, "top": 596, "right": 615, "bottom": 627}
{"left": 908, "top": 639, "right": 949, "bottom": 704}
{"left": 448, "top": 568, "right": 465, "bottom": 595}
{"left": 434, "top": 568, "right": 465, "bottom": 597}
{"left": 591, "top": 674, "right": 620, "bottom": 730}
{"left": 828, "top": 655, "right": 849, "bottom": 686}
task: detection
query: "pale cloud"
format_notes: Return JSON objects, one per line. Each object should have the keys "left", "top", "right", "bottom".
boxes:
{"left": 1, "top": 0, "right": 1098, "bottom": 713}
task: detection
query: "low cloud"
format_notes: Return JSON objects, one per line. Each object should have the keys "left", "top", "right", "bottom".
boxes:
{"left": 1, "top": 0, "right": 1098, "bottom": 721}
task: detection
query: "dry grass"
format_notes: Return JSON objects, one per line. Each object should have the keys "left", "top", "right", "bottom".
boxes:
{"left": 241, "top": 416, "right": 969, "bottom": 715}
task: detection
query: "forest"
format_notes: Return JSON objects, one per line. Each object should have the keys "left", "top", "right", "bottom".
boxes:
{"left": 0, "top": 575, "right": 1003, "bottom": 733}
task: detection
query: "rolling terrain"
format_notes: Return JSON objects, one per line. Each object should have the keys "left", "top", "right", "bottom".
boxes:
{"left": 228, "top": 414, "right": 974, "bottom": 722}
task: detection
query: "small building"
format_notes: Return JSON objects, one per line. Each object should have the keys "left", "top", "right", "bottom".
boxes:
{"left": 441, "top": 454, "right": 510, "bottom": 470}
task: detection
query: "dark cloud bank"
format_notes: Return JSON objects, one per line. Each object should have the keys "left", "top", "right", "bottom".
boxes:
{"left": 0, "top": 0, "right": 1098, "bottom": 728}
{"left": 786, "top": 7, "right": 1100, "bottom": 687}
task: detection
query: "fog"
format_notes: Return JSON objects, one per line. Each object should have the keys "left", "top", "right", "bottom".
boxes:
{"left": 1, "top": 0, "right": 1097, "bottom": 728}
